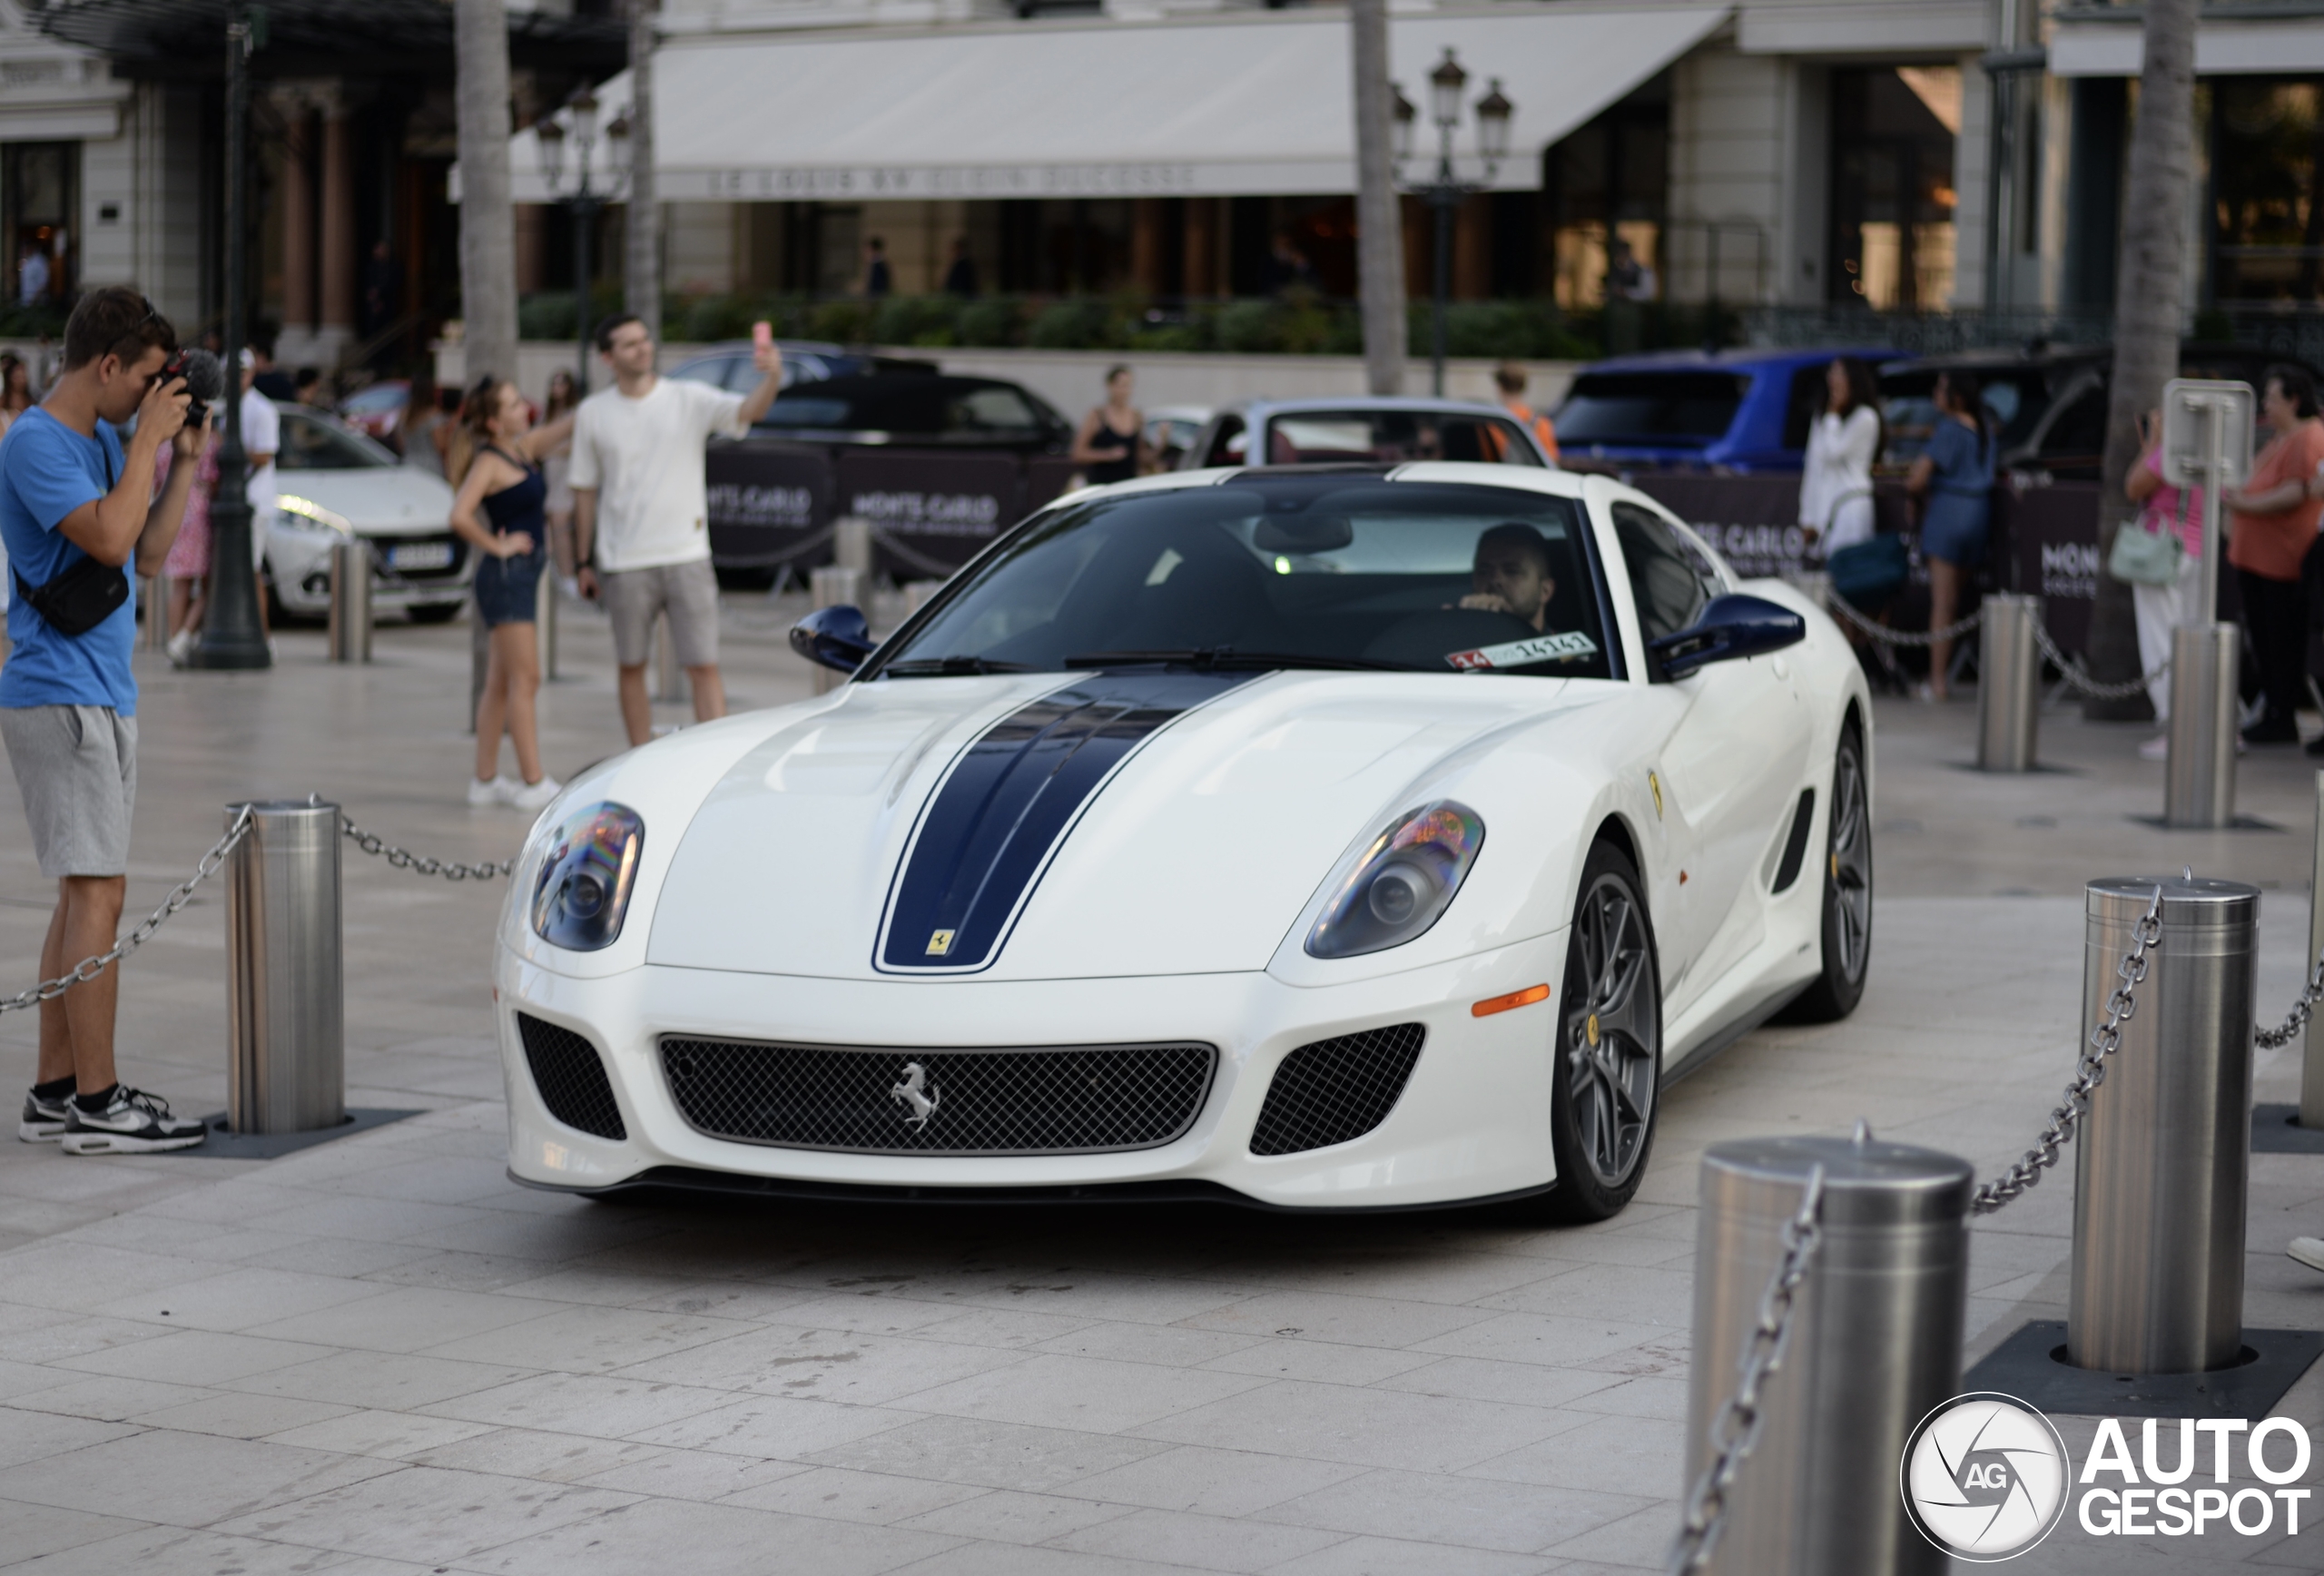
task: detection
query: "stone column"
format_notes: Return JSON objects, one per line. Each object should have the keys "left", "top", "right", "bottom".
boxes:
{"left": 1182, "top": 198, "right": 1216, "bottom": 297}
{"left": 278, "top": 104, "right": 315, "bottom": 330}
{"left": 320, "top": 107, "right": 356, "bottom": 343}
{"left": 1131, "top": 199, "right": 1165, "bottom": 297}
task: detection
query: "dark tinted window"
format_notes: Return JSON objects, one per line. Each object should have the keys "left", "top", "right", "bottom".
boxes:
{"left": 1201, "top": 413, "right": 1246, "bottom": 467}
{"left": 275, "top": 409, "right": 392, "bottom": 470}
{"left": 876, "top": 477, "right": 1611, "bottom": 680}
{"left": 1612, "top": 501, "right": 1717, "bottom": 642}
{"left": 1261, "top": 410, "right": 1544, "bottom": 466}
{"left": 2040, "top": 386, "right": 2108, "bottom": 463}
{"left": 757, "top": 376, "right": 1051, "bottom": 436}
{"left": 1553, "top": 373, "right": 1748, "bottom": 445}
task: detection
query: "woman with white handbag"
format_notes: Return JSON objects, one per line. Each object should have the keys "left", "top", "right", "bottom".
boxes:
{"left": 2119, "top": 407, "right": 2204, "bottom": 759}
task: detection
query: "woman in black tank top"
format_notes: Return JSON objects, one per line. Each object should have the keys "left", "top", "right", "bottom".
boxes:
{"left": 449, "top": 374, "right": 576, "bottom": 811}
{"left": 1071, "top": 365, "right": 1147, "bottom": 488}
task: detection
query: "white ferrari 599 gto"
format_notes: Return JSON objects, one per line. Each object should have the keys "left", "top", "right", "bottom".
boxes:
{"left": 497, "top": 462, "right": 1872, "bottom": 1220}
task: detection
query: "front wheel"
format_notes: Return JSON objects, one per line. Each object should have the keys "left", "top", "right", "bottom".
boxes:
{"left": 1538, "top": 841, "right": 1662, "bottom": 1224}
{"left": 1781, "top": 724, "right": 1873, "bottom": 1024}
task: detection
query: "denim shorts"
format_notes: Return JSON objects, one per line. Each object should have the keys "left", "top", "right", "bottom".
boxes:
{"left": 474, "top": 537, "right": 545, "bottom": 628}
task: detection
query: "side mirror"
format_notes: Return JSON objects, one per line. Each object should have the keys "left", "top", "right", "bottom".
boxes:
{"left": 789, "top": 605, "right": 875, "bottom": 675}
{"left": 1648, "top": 593, "right": 1806, "bottom": 681}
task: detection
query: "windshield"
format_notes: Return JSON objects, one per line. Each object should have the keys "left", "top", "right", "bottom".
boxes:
{"left": 1552, "top": 372, "right": 1748, "bottom": 446}
{"left": 1225, "top": 409, "right": 1542, "bottom": 466}
{"left": 275, "top": 409, "right": 395, "bottom": 470}
{"left": 872, "top": 475, "right": 1611, "bottom": 681}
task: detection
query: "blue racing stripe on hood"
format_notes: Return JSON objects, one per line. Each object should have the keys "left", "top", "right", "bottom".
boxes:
{"left": 878, "top": 671, "right": 1256, "bottom": 971}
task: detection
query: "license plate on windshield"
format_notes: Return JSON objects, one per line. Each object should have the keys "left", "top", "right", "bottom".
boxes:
{"left": 389, "top": 542, "right": 454, "bottom": 571}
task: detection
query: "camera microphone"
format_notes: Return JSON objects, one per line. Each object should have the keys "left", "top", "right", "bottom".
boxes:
{"left": 164, "top": 347, "right": 223, "bottom": 428}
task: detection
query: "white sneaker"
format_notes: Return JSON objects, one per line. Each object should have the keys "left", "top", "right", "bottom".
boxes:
{"left": 166, "top": 629, "right": 196, "bottom": 666}
{"left": 2290, "top": 1237, "right": 2324, "bottom": 1274}
{"left": 508, "top": 775, "right": 563, "bottom": 812}
{"left": 58, "top": 1086, "right": 207, "bottom": 1155}
{"left": 468, "top": 775, "right": 514, "bottom": 807}
{"left": 2139, "top": 734, "right": 2169, "bottom": 761}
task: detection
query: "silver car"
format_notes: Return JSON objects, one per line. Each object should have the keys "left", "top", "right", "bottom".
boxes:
{"left": 1179, "top": 396, "right": 1555, "bottom": 470}
{"left": 265, "top": 407, "right": 471, "bottom": 623}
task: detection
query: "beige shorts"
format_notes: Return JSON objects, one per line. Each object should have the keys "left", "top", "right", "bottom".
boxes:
{"left": 602, "top": 558, "right": 720, "bottom": 669}
{"left": 2, "top": 704, "right": 137, "bottom": 878}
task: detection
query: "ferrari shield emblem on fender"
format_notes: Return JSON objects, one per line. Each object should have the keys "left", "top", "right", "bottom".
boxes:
{"left": 1648, "top": 771, "right": 1663, "bottom": 819}
{"left": 925, "top": 930, "right": 955, "bottom": 956}
{"left": 891, "top": 1062, "right": 940, "bottom": 1128}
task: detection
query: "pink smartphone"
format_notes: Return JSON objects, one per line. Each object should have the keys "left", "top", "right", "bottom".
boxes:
{"left": 752, "top": 321, "right": 773, "bottom": 353}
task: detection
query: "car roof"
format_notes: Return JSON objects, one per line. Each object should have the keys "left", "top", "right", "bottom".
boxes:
{"left": 1576, "top": 346, "right": 1908, "bottom": 376}
{"left": 1078, "top": 459, "right": 1593, "bottom": 505}
{"left": 682, "top": 340, "right": 852, "bottom": 359}
{"left": 1214, "top": 395, "right": 1515, "bottom": 418}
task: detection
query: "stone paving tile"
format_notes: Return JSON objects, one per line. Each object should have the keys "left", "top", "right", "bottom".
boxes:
{"left": 719, "top": 1463, "right": 990, "bottom": 1525}
{"left": 574, "top": 1444, "right": 810, "bottom": 1502}
{"left": 1264, "top": 1537, "right": 1560, "bottom": 1576}
{"left": 1253, "top": 1467, "right": 1650, "bottom": 1554}
{"left": 0, "top": 1428, "right": 393, "bottom": 1526}
{"left": 1129, "top": 1381, "right": 1582, "bottom": 1474}
{"left": 873, "top": 1543, "right": 1206, "bottom": 1576}
{"left": 627, "top": 1393, "right": 921, "bottom": 1460}
{"left": 418, "top": 1371, "right": 739, "bottom": 1437}
{"left": 404, "top": 1425, "right": 669, "bottom": 1483}
{"left": 418, "top": 1303, "right": 757, "bottom": 1374}
{"left": 1193, "top": 1338, "right": 1443, "bottom": 1387}
{"left": 261, "top": 1406, "right": 501, "bottom": 1460}
{"left": 0, "top": 1243, "right": 230, "bottom": 1314}
{"left": 454, "top": 1494, "right": 964, "bottom": 1576}
{"left": 10, "top": 1373, "right": 220, "bottom": 1423}
{"left": 1029, "top": 1322, "right": 1263, "bottom": 1370}
{"left": 225, "top": 1349, "right": 537, "bottom": 1411}
{"left": 88, "top": 1267, "right": 388, "bottom": 1334}
{"left": 0, "top": 1524, "right": 364, "bottom": 1576}
{"left": 1055, "top": 1446, "right": 1367, "bottom": 1519}
{"left": 1409, "top": 1311, "right": 1669, "bottom": 1369}
{"left": 1052, "top": 1505, "right": 1348, "bottom": 1572}
{"left": 0, "top": 1406, "right": 138, "bottom": 1470}
{"left": 1367, "top": 1356, "right": 1630, "bottom": 1412}
{"left": 804, "top": 1413, "right": 1173, "bottom": 1492}
{"left": 0, "top": 1498, "right": 150, "bottom": 1564}
{"left": 128, "top": 1390, "right": 357, "bottom": 1441}
{"left": 887, "top": 1353, "right": 1274, "bottom": 1434}
{"left": 611, "top": 1324, "right": 1032, "bottom": 1406}
{"left": 211, "top": 1463, "right": 636, "bottom": 1565}
{"left": 242, "top": 1287, "right": 569, "bottom": 1354}
{"left": 1181, "top": 1289, "right": 1499, "bottom": 1351}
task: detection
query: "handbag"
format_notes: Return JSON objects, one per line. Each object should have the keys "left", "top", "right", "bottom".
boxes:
{"left": 2107, "top": 487, "right": 2188, "bottom": 588}
{"left": 1826, "top": 534, "right": 1909, "bottom": 607}
{"left": 12, "top": 442, "right": 127, "bottom": 636}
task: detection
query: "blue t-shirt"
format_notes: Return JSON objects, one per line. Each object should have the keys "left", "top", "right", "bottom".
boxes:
{"left": 0, "top": 409, "right": 134, "bottom": 714}
{"left": 1927, "top": 417, "right": 1995, "bottom": 497}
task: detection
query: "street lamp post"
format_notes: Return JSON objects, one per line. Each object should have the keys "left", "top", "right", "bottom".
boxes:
{"left": 1393, "top": 50, "right": 1512, "bottom": 398}
{"left": 191, "top": 7, "right": 269, "bottom": 670}
{"left": 535, "top": 89, "right": 630, "bottom": 394}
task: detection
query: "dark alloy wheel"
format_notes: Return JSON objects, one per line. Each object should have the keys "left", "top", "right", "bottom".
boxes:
{"left": 1539, "top": 842, "right": 1661, "bottom": 1223}
{"left": 1782, "top": 724, "right": 1873, "bottom": 1023}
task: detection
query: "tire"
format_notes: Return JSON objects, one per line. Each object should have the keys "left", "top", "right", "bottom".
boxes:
{"left": 1538, "top": 841, "right": 1663, "bottom": 1224}
{"left": 407, "top": 602, "right": 463, "bottom": 625}
{"left": 1780, "top": 724, "right": 1873, "bottom": 1024}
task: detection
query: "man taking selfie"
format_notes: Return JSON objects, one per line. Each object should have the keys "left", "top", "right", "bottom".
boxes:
{"left": 5, "top": 286, "right": 209, "bottom": 1153}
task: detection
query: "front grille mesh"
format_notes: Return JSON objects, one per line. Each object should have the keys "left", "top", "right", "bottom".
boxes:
{"left": 1249, "top": 1024, "right": 1426, "bottom": 1157}
{"left": 517, "top": 1013, "right": 626, "bottom": 1140}
{"left": 659, "top": 1038, "right": 1216, "bottom": 1156}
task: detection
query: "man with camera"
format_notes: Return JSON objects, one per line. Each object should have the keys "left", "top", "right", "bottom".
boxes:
{"left": 5, "top": 286, "right": 210, "bottom": 1153}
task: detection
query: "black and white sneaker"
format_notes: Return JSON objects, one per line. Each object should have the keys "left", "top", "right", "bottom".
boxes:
{"left": 19, "top": 1088, "right": 72, "bottom": 1142}
{"left": 58, "top": 1088, "right": 208, "bottom": 1155}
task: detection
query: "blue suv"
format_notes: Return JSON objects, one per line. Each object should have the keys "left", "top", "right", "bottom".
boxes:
{"left": 1551, "top": 347, "right": 1906, "bottom": 472}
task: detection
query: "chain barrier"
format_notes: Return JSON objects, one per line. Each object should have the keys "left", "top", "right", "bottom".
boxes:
{"left": 865, "top": 523, "right": 969, "bottom": 581}
{"left": 339, "top": 812, "right": 517, "bottom": 882}
{"left": 0, "top": 805, "right": 254, "bottom": 1016}
{"left": 2028, "top": 620, "right": 2167, "bottom": 702}
{"left": 1822, "top": 588, "right": 2171, "bottom": 700}
{"left": 1669, "top": 1165, "right": 1827, "bottom": 1575}
{"left": 1822, "top": 594, "right": 1984, "bottom": 648}
{"left": 2256, "top": 939, "right": 2324, "bottom": 1049}
{"left": 1969, "top": 885, "right": 2163, "bottom": 1215}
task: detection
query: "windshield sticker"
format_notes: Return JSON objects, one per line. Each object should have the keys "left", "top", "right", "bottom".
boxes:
{"left": 1446, "top": 632, "right": 1600, "bottom": 670}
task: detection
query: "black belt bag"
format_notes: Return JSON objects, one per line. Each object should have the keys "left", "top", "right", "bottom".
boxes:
{"left": 14, "top": 556, "right": 128, "bottom": 636}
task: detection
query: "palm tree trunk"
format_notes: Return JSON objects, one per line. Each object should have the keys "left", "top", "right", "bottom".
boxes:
{"left": 625, "top": 0, "right": 660, "bottom": 330}
{"left": 2088, "top": 0, "right": 2200, "bottom": 717}
{"left": 1351, "top": 0, "right": 1406, "bottom": 395}
{"left": 455, "top": 0, "right": 518, "bottom": 384}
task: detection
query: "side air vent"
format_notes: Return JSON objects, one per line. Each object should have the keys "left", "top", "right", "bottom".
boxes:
{"left": 1249, "top": 1023, "right": 1426, "bottom": 1157}
{"left": 517, "top": 1013, "right": 626, "bottom": 1140}
{"left": 1770, "top": 788, "right": 1817, "bottom": 894}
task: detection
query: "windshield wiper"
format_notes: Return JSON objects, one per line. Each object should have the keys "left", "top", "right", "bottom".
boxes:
{"left": 881, "top": 655, "right": 1038, "bottom": 677}
{"left": 1063, "top": 648, "right": 1403, "bottom": 673}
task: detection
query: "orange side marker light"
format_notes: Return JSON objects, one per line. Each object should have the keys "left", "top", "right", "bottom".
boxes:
{"left": 1472, "top": 983, "right": 1551, "bottom": 1018}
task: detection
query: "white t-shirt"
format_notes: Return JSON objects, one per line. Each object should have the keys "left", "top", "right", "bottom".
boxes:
{"left": 1798, "top": 405, "right": 1880, "bottom": 553}
{"left": 568, "top": 377, "right": 748, "bottom": 572}
{"left": 241, "top": 387, "right": 280, "bottom": 526}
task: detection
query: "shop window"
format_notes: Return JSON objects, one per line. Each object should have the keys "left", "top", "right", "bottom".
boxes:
{"left": 1827, "top": 66, "right": 1958, "bottom": 310}
{"left": 1545, "top": 74, "right": 1669, "bottom": 309}
{"left": 2210, "top": 79, "right": 2324, "bottom": 305}
{"left": 4, "top": 143, "right": 76, "bottom": 310}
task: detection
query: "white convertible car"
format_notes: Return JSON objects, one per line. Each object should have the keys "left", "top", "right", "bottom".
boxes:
{"left": 497, "top": 463, "right": 1872, "bottom": 1218}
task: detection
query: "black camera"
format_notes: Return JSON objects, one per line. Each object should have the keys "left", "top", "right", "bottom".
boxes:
{"left": 161, "top": 347, "right": 223, "bottom": 428}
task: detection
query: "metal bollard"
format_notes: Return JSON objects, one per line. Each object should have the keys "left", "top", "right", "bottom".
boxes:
{"left": 2069, "top": 875, "right": 2258, "bottom": 1373}
{"left": 2165, "top": 623, "right": 2240, "bottom": 828}
{"left": 1686, "top": 1133, "right": 1972, "bottom": 1575}
{"left": 1975, "top": 592, "right": 2040, "bottom": 772}
{"left": 2305, "top": 772, "right": 2324, "bottom": 1131}
{"left": 327, "top": 537, "right": 371, "bottom": 663}
{"left": 223, "top": 800, "right": 345, "bottom": 1135}
{"left": 809, "top": 565, "right": 863, "bottom": 695}
{"left": 835, "top": 515, "right": 873, "bottom": 577}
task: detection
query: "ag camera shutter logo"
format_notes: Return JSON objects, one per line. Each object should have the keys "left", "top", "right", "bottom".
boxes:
{"left": 1901, "top": 1393, "right": 2072, "bottom": 1561}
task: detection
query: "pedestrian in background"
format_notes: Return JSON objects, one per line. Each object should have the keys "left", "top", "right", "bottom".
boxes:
{"left": 1491, "top": 361, "right": 1559, "bottom": 463}
{"left": 395, "top": 372, "right": 449, "bottom": 478}
{"left": 2123, "top": 406, "right": 2206, "bottom": 760}
{"left": 2222, "top": 364, "right": 2324, "bottom": 745}
{"left": 1070, "top": 365, "right": 1143, "bottom": 486}
{"left": 1905, "top": 369, "right": 1993, "bottom": 703}
{"left": 864, "top": 237, "right": 892, "bottom": 299}
{"left": 571, "top": 313, "right": 783, "bottom": 746}
{"left": 237, "top": 350, "right": 278, "bottom": 649}
{"left": 449, "top": 372, "right": 576, "bottom": 809}
{"left": 4, "top": 286, "right": 209, "bottom": 1154}
{"left": 943, "top": 237, "right": 979, "bottom": 299}
{"left": 159, "top": 435, "right": 218, "bottom": 664}
{"left": 17, "top": 240, "right": 48, "bottom": 307}
{"left": 292, "top": 367, "right": 330, "bottom": 411}
{"left": 1800, "top": 357, "right": 1883, "bottom": 555}
{"left": 540, "top": 369, "right": 581, "bottom": 590}
{"left": 250, "top": 341, "right": 294, "bottom": 402}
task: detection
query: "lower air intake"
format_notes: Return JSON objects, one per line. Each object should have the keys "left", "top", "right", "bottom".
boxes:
{"left": 659, "top": 1038, "right": 1216, "bottom": 1156}
{"left": 517, "top": 1013, "right": 626, "bottom": 1140}
{"left": 1249, "top": 1023, "right": 1426, "bottom": 1157}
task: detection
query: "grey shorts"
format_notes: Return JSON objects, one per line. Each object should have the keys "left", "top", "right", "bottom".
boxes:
{"left": 602, "top": 559, "right": 720, "bottom": 669}
{"left": 2, "top": 704, "right": 137, "bottom": 878}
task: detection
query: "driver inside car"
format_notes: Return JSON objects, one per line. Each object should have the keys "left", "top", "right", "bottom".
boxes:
{"left": 1457, "top": 522, "right": 1556, "bottom": 632}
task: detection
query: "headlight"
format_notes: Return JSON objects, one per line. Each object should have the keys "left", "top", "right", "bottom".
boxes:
{"left": 1305, "top": 801, "right": 1484, "bottom": 959}
{"left": 276, "top": 495, "right": 352, "bottom": 536}
{"left": 530, "top": 803, "right": 645, "bottom": 951}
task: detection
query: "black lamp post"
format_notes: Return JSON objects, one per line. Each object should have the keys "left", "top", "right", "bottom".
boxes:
{"left": 1393, "top": 50, "right": 1512, "bottom": 398}
{"left": 535, "top": 88, "right": 630, "bottom": 393}
{"left": 190, "top": 7, "right": 269, "bottom": 670}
